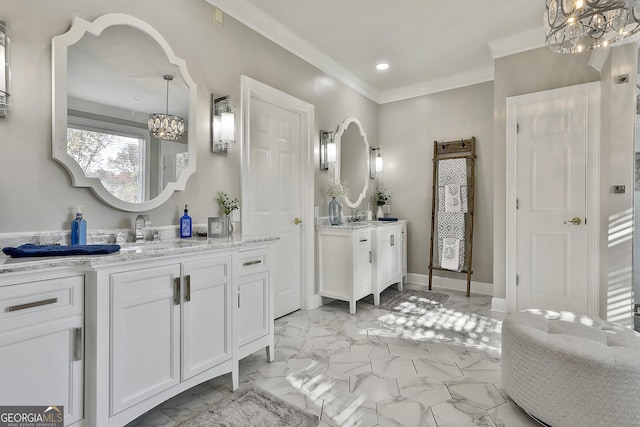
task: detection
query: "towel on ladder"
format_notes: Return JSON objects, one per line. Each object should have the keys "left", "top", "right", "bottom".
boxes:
{"left": 437, "top": 158, "right": 468, "bottom": 213}
{"left": 437, "top": 212, "right": 465, "bottom": 271}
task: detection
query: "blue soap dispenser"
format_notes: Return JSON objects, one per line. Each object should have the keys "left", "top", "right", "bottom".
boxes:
{"left": 180, "top": 204, "right": 192, "bottom": 238}
{"left": 71, "top": 206, "right": 87, "bottom": 245}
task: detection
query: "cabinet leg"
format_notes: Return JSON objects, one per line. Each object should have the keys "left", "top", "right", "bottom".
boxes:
{"left": 231, "top": 362, "right": 239, "bottom": 391}
{"left": 397, "top": 281, "right": 404, "bottom": 292}
{"left": 349, "top": 300, "right": 356, "bottom": 315}
{"left": 373, "top": 293, "right": 380, "bottom": 306}
{"left": 266, "top": 344, "right": 274, "bottom": 363}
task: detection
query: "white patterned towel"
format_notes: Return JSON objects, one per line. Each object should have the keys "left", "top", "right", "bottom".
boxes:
{"left": 437, "top": 212, "right": 465, "bottom": 271}
{"left": 441, "top": 238, "right": 460, "bottom": 271}
{"left": 437, "top": 158, "right": 468, "bottom": 213}
{"left": 444, "top": 184, "right": 461, "bottom": 213}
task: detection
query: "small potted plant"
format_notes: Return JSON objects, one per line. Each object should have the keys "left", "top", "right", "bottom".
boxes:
{"left": 216, "top": 192, "right": 239, "bottom": 234}
{"left": 374, "top": 188, "right": 390, "bottom": 219}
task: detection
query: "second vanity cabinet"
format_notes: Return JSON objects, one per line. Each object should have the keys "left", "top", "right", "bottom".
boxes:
{"left": 109, "top": 254, "right": 232, "bottom": 415}
{"left": 317, "top": 227, "right": 372, "bottom": 314}
{"left": 317, "top": 221, "right": 407, "bottom": 313}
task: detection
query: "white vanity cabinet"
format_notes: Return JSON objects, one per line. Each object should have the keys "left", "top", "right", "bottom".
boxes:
{"left": 317, "top": 227, "right": 372, "bottom": 314}
{"left": 0, "top": 271, "right": 84, "bottom": 426}
{"left": 402, "top": 222, "right": 408, "bottom": 284}
{"left": 109, "top": 254, "right": 232, "bottom": 417}
{"left": 371, "top": 223, "right": 404, "bottom": 305}
{"left": 233, "top": 247, "right": 273, "bottom": 389}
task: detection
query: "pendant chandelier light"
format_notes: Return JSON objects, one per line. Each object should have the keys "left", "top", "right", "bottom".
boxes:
{"left": 148, "top": 75, "right": 184, "bottom": 141}
{"left": 545, "top": 0, "right": 640, "bottom": 53}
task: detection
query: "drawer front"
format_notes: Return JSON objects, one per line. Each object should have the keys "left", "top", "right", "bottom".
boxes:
{"left": 0, "top": 275, "right": 84, "bottom": 333}
{"left": 235, "top": 248, "right": 268, "bottom": 278}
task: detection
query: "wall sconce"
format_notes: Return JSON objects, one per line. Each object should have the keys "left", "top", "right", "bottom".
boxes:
{"left": 0, "top": 21, "right": 11, "bottom": 118}
{"left": 370, "top": 147, "right": 383, "bottom": 178}
{"left": 211, "top": 95, "right": 237, "bottom": 154}
{"left": 320, "top": 130, "right": 336, "bottom": 170}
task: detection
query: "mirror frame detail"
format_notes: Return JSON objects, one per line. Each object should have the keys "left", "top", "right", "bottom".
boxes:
{"left": 335, "top": 117, "right": 370, "bottom": 209}
{"left": 52, "top": 13, "right": 197, "bottom": 212}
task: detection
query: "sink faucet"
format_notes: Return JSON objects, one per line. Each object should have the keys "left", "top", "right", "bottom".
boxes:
{"left": 135, "top": 215, "right": 151, "bottom": 242}
{"left": 354, "top": 209, "right": 365, "bottom": 222}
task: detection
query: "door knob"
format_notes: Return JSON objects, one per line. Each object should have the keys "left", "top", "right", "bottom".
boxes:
{"left": 563, "top": 217, "right": 582, "bottom": 225}
{"left": 293, "top": 218, "right": 302, "bottom": 225}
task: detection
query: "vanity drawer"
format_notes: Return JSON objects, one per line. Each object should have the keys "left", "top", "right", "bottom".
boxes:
{"left": 0, "top": 275, "right": 84, "bottom": 333}
{"left": 235, "top": 248, "right": 268, "bottom": 278}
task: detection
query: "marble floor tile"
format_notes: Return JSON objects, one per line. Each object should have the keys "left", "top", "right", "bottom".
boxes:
{"left": 127, "top": 409, "right": 175, "bottom": 427}
{"left": 275, "top": 335, "right": 314, "bottom": 354}
{"left": 321, "top": 392, "right": 379, "bottom": 427}
{"left": 350, "top": 371, "right": 400, "bottom": 402}
{"left": 387, "top": 342, "right": 429, "bottom": 359}
{"left": 431, "top": 399, "right": 497, "bottom": 427}
{"left": 311, "top": 335, "right": 353, "bottom": 355}
{"left": 350, "top": 339, "right": 390, "bottom": 358}
{"left": 370, "top": 354, "right": 417, "bottom": 378}
{"left": 445, "top": 376, "right": 506, "bottom": 410}
{"left": 158, "top": 383, "right": 223, "bottom": 422}
{"left": 301, "top": 366, "right": 350, "bottom": 400}
{"left": 255, "top": 373, "right": 304, "bottom": 396}
{"left": 488, "top": 401, "right": 541, "bottom": 427}
{"left": 457, "top": 357, "right": 502, "bottom": 384}
{"left": 413, "top": 356, "right": 464, "bottom": 381}
{"left": 329, "top": 352, "right": 372, "bottom": 377}
{"left": 397, "top": 373, "right": 451, "bottom": 406}
{"left": 376, "top": 396, "right": 432, "bottom": 427}
{"left": 425, "top": 342, "right": 473, "bottom": 363}
{"left": 286, "top": 351, "right": 330, "bottom": 372}
{"left": 276, "top": 389, "right": 323, "bottom": 418}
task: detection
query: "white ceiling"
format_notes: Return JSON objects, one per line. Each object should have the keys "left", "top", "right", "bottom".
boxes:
{"left": 208, "top": 0, "right": 547, "bottom": 103}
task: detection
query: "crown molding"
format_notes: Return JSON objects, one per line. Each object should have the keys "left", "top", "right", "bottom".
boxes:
{"left": 207, "top": 0, "right": 381, "bottom": 103}
{"left": 489, "top": 26, "right": 545, "bottom": 59}
{"left": 377, "top": 66, "right": 495, "bottom": 104}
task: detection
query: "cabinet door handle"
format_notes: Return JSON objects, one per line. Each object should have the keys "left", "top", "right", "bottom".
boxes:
{"left": 8, "top": 298, "right": 58, "bottom": 312}
{"left": 74, "top": 327, "right": 83, "bottom": 361}
{"left": 369, "top": 251, "right": 372, "bottom": 263}
{"left": 185, "top": 275, "right": 191, "bottom": 302}
{"left": 173, "top": 277, "right": 181, "bottom": 305}
{"left": 359, "top": 239, "right": 368, "bottom": 243}
{"left": 391, "top": 235, "right": 395, "bottom": 246}
{"left": 243, "top": 259, "right": 262, "bottom": 267}
{"left": 238, "top": 292, "right": 241, "bottom": 308}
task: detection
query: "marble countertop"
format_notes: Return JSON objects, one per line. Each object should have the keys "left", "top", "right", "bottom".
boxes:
{"left": 0, "top": 234, "right": 279, "bottom": 275}
{"left": 316, "top": 219, "right": 408, "bottom": 230}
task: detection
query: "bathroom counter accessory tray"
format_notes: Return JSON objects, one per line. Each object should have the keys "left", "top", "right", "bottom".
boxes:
{"left": 428, "top": 137, "right": 476, "bottom": 297}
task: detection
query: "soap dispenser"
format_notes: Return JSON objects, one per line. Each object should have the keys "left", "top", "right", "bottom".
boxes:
{"left": 71, "top": 206, "right": 87, "bottom": 245}
{"left": 180, "top": 204, "right": 192, "bottom": 238}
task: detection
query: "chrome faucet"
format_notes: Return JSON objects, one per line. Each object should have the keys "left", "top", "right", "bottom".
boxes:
{"left": 354, "top": 209, "right": 366, "bottom": 222}
{"left": 135, "top": 215, "right": 151, "bottom": 242}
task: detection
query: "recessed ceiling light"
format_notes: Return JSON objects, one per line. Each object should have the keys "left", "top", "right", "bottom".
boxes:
{"left": 376, "top": 62, "right": 389, "bottom": 71}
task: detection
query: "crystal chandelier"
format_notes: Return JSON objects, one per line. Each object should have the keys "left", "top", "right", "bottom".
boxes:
{"left": 545, "top": 0, "right": 640, "bottom": 53}
{"left": 148, "top": 75, "right": 184, "bottom": 141}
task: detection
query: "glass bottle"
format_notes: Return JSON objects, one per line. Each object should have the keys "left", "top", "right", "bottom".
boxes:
{"left": 329, "top": 197, "right": 342, "bottom": 225}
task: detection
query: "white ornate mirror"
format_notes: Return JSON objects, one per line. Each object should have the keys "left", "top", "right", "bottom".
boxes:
{"left": 52, "top": 13, "right": 197, "bottom": 212}
{"left": 335, "top": 117, "right": 370, "bottom": 209}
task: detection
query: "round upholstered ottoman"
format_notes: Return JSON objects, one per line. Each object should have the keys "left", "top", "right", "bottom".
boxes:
{"left": 502, "top": 310, "right": 640, "bottom": 427}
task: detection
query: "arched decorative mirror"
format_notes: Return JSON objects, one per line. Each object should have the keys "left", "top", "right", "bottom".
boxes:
{"left": 335, "top": 117, "right": 370, "bottom": 209}
{"left": 52, "top": 13, "right": 197, "bottom": 212}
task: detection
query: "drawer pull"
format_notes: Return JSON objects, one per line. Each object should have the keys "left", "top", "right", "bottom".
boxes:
{"left": 359, "top": 239, "right": 368, "bottom": 243}
{"left": 185, "top": 275, "right": 191, "bottom": 302}
{"left": 243, "top": 260, "right": 262, "bottom": 267}
{"left": 8, "top": 298, "right": 58, "bottom": 312}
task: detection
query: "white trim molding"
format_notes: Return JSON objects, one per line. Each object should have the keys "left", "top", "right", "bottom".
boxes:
{"left": 407, "top": 273, "right": 493, "bottom": 296}
{"left": 491, "top": 298, "right": 508, "bottom": 314}
{"left": 488, "top": 26, "right": 545, "bottom": 59}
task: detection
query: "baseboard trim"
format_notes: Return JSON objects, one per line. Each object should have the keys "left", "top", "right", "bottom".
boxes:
{"left": 407, "top": 273, "right": 493, "bottom": 296}
{"left": 491, "top": 297, "right": 508, "bottom": 313}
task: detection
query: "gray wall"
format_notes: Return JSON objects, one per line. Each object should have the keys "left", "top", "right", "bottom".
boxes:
{"left": 378, "top": 82, "right": 494, "bottom": 284}
{"left": 0, "top": 0, "right": 377, "bottom": 233}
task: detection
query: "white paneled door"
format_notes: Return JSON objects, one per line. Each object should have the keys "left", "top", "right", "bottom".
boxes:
{"left": 244, "top": 90, "right": 303, "bottom": 319}
{"left": 507, "top": 82, "right": 599, "bottom": 316}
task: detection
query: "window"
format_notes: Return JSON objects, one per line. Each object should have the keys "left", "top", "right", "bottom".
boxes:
{"left": 67, "top": 115, "right": 149, "bottom": 203}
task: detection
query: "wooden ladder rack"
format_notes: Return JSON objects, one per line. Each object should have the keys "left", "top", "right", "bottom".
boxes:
{"left": 428, "top": 137, "right": 476, "bottom": 297}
